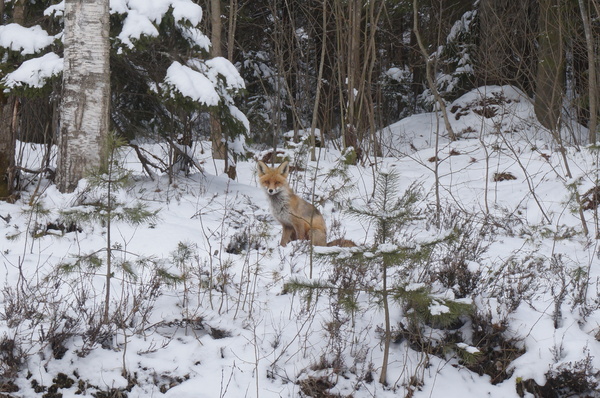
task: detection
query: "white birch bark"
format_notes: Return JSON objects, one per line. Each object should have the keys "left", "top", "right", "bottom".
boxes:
{"left": 56, "top": 0, "right": 110, "bottom": 193}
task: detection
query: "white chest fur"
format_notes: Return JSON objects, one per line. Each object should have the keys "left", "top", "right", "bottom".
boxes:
{"left": 268, "top": 190, "right": 293, "bottom": 226}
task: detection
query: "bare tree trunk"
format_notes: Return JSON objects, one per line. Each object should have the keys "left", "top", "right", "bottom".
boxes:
{"left": 330, "top": 0, "right": 363, "bottom": 160}
{"left": 227, "top": 0, "right": 238, "bottom": 62}
{"left": 344, "top": 0, "right": 361, "bottom": 154}
{"left": 210, "top": 0, "right": 227, "bottom": 160}
{"left": 209, "top": 0, "right": 236, "bottom": 178}
{"left": 412, "top": 0, "right": 456, "bottom": 141}
{"left": 379, "top": 262, "right": 390, "bottom": 386}
{"left": 0, "top": 0, "right": 25, "bottom": 200}
{"left": 578, "top": 0, "right": 597, "bottom": 143}
{"left": 477, "top": 0, "right": 538, "bottom": 94}
{"left": 309, "top": 0, "right": 327, "bottom": 162}
{"left": 359, "top": 0, "right": 384, "bottom": 160}
{"left": 333, "top": 0, "right": 348, "bottom": 149}
{"left": 534, "top": 0, "right": 565, "bottom": 133}
{"left": 268, "top": 0, "right": 304, "bottom": 146}
{"left": 57, "top": 0, "right": 110, "bottom": 193}
{"left": 0, "top": 96, "right": 17, "bottom": 201}
{"left": 11, "top": 0, "right": 25, "bottom": 22}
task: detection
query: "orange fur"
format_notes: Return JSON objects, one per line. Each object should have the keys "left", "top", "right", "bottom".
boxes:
{"left": 326, "top": 238, "right": 356, "bottom": 247}
{"left": 257, "top": 161, "right": 327, "bottom": 246}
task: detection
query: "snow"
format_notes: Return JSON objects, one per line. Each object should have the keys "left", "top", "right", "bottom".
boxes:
{"left": 112, "top": 0, "right": 204, "bottom": 48}
{"left": 109, "top": 0, "right": 129, "bottom": 14}
{"left": 163, "top": 58, "right": 247, "bottom": 121}
{"left": 0, "top": 23, "right": 56, "bottom": 55}
{"left": 1, "top": 0, "right": 217, "bottom": 94}
{"left": 2, "top": 85, "right": 600, "bottom": 397}
{"left": 429, "top": 302, "right": 450, "bottom": 315}
{"left": 164, "top": 61, "right": 220, "bottom": 106}
{"left": 1, "top": 52, "right": 63, "bottom": 89}
{"left": 110, "top": 0, "right": 201, "bottom": 25}
{"left": 40, "top": 0, "right": 205, "bottom": 50}
{"left": 456, "top": 342, "right": 480, "bottom": 354}
{"left": 377, "top": 243, "right": 399, "bottom": 253}
{"left": 177, "top": 26, "right": 211, "bottom": 51}
{"left": 447, "top": 10, "right": 476, "bottom": 43}
{"left": 206, "top": 57, "right": 246, "bottom": 91}
{"left": 171, "top": 0, "right": 203, "bottom": 25}
{"left": 118, "top": 9, "right": 160, "bottom": 48}
{"left": 386, "top": 66, "right": 411, "bottom": 83}
{"left": 229, "top": 104, "right": 251, "bottom": 133}
{"left": 127, "top": 0, "right": 171, "bottom": 22}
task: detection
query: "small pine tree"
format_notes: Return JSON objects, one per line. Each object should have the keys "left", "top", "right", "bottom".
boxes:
{"left": 59, "top": 134, "right": 160, "bottom": 323}
{"left": 346, "top": 172, "right": 430, "bottom": 385}
{"left": 288, "top": 170, "right": 471, "bottom": 386}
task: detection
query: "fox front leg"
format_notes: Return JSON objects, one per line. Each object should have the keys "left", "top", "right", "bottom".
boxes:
{"left": 280, "top": 225, "right": 295, "bottom": 246}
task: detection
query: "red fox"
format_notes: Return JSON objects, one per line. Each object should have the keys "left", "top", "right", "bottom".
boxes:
{"left": 257, "top": 161, "right": 327, "bottom": 246}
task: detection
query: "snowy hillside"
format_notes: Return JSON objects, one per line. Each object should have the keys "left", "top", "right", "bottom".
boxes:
{"left": 1, "top": 86, "right": 600, "bottom": 397}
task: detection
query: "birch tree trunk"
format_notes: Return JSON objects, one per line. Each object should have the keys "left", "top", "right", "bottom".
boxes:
{"left": 56, "top": 0, "right": 110, "bottom": 193}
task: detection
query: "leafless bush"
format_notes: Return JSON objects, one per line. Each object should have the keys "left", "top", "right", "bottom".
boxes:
{"left": 517, "top": 351, "right": 600, "bottom": 398}
{"left": 468, "top": 312, "right": 524, "bottom": 384}
{"left": 0, "top": 335, "right": 24, "bottom": 379}
{"left": 432, "top": 209, "right": 491, "bottom": 298}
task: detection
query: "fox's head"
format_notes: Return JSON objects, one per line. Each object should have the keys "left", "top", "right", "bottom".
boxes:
{"left": 257, "top": 161, "right": 289, "bottom": 195}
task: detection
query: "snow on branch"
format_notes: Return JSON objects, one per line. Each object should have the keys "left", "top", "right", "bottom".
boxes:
{"left": 118, "top": 9, "right": 160, "bottom": 48}
{"left": 112, "top": 0, "right": 204, "bottom": 49}
{"left": 205, "top": 57, "right": 246, "bottom": 91}
{"left": 163, "top": 61, "right": 220, "bottom": 106}
{"left": 170, "top": 0, "right": 203, "bottom": 25}
{"left": 163, "top": 58, "right": 246, "bottom": 108}
{"left": 2, "top": 52, "right": 63, "bottom": 89}
{"left": 46, "top": 0, "right": 205, "bottom": 50}
{"left": 0, "top": 24, "right": 56, "bottom": 55}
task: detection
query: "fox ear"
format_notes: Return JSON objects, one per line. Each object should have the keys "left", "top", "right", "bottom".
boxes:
{"left": 278, "top": 161, "right": 289, "bottom": 177}
{"left": 257, "top": 161, "right": 268, "bottom": 176}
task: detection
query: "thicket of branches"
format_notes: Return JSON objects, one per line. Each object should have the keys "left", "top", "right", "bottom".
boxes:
{"left": 230, "top": 0, "right": 599, "bottom": 149}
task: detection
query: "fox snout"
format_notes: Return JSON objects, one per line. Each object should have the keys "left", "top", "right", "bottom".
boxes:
{"left": 264, "top": 184, "right": 284, "bottom": 195}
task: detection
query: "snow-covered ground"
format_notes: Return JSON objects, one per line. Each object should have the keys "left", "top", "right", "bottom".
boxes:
{"left": 2, "top": 86, "right": 600, "bottom": 397}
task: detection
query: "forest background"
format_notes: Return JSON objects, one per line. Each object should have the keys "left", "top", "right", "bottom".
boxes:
{"left": 1, "top": 0, "right": 598, "bottom": 191}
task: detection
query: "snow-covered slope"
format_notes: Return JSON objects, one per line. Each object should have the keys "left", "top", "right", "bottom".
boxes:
{"left": 1, "top": 86, "right": 599, "bottom": 397}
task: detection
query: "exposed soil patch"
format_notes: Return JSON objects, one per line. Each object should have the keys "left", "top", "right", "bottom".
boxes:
{"left": 451, "top": 92, "right": 515, "bottom": 121}
{"left": 493, "top": 172, "right": 517, "bottom": 182}
{"left": 582, "top": 186, "right": 600, "bottom": 210}
{"left": 298, "top": 376, "right": 343, "bottom": 398}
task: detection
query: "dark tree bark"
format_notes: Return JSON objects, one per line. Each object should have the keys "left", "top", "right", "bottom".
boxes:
{"left": 534, "top": 0, "right": 565, "bottom": 132}
{"left": 0, "top": 95, "right": 17, "bottom": 201}
{"left": 0, "top": 0, "right": 25, "bottom": 201}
